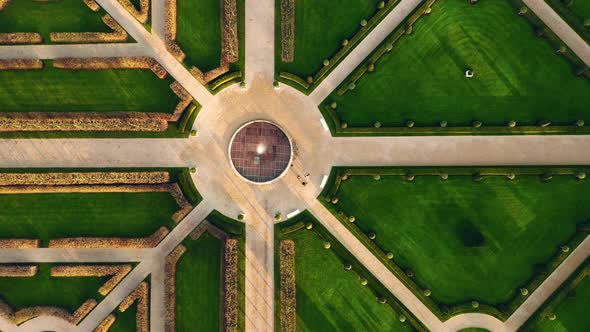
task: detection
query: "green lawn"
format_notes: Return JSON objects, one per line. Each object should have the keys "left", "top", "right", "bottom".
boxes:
{"left": 280, "top": 229, "right": 412, "bottom": 331}
{"left": 110, "top": 304, "right": 138, "bottom": 332}
{"left": 0, "top": 0, "right": 111, "bottom": 41}
{"left": 0, "top": 64, "right": 179, "bottom": 114}
{"left": 277, "top": 0, "right": 379, "bottom": 78}
{"left": 533, "top": 272, "right": 590, "bottom": 331}
{"left": 570, "top": 0, "right": 590, "bottom": 19}
{"left": 0, "top": 192, "right": 179, "bottom": 244}
{"left": 177, "top": 0, "right": 222, "bottom": 72}
{"left": 0, "top": 264, "right": 107, "bottom": 312}
{"left": 328, "top": 0, "right": 590, "bottom": 127}
{"left": 331, "top": 174, "right": 590, "bottom": 305}
{"left": 176, "top": 233, "right": 222, "bottom": 331}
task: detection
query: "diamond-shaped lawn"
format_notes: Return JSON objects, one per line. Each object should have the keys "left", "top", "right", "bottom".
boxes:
{"left": 329, "top": 172, "right": 590, "bottom": 306}
{"left": 277, "top": 221, "right": 415, "bottom": 331}
{"left": 276, "top": 0, "right": 380, "bottom": 78}
{"left": 328, "top": 0, "right": 590, "bottom": 127}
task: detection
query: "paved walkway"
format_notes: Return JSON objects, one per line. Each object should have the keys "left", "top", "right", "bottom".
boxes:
{"left": 0, "top": 0, "right": 589, "bottom": 331}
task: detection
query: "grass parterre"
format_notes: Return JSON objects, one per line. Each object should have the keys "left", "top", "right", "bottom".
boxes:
{"left": 321, "top": 167, "right": 590, "bottom": 318}
{"left": 326, "top": 0, "right": 590, "bottom": 133}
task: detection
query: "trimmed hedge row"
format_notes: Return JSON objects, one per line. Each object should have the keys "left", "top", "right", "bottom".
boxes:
{"left": 319, "top": 166, "right": 590, "bottom": 321}
{"left": 275, "top": 212, "right": 428, "bottom": 331}
{"left": 277, "top": 0, "right": 401, "bottom": 94}
{"left": 177, "top": 168, "right": 202, "bottom": 206}
{"left": 520, "top": 259, "right": 590, "bottom": 331}
{"left": 208, "top": 70, "right": 244, "bottom": 94}
{"left": 176, "top": 102, "right": 200, "bottom": 134}
{"left": 321, "top": 0, "right": 590, "bottom": 136}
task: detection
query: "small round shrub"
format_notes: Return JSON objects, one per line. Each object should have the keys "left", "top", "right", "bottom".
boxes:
{"left": 440, "top": 120, "right": 448, "bottom": 128}
{"left": 561, "top": 245, "right": 570, "bottom": 253}
{"left": 190, "top": 129, "right": 198, "bottom": 136}
{"left": 348, "top": 216, "right": 356, "bottom": 223}
{"left": 374, "top": 122, "right": 382, "bottom": 128}
{"left": 348, "top": 82, "right": 356, "bottom": 90}
{"left": 331, "top": 197, "right": 339, "bottom": 204}
{"left": 360, "top": 19, "right": 368, "bottom": 27}
{"left": 557, "top": 45, "right": 567, "bottom": 53}
{"left": 239, "top": 81, "right": 247, "bottom": 89}
{"left": 323, "top": 241, "right": 331, "bottom": 249}
{"left": 341, "top": 174, "right": 349, "bottom": 181}
{"left": 342, "top": 39, "right": 349, "bottom": 46}
{"left": 367, "top": 63, "right": 375, "bottom": 72}
{"left": 506, "top": 173, "right": 516, "bottom": 180}
{"left": 548, "top": 313, "right": 557, "bottom": 321}
{"left": 406, "top": 120, "right": 415, "bottom": 128}
{"left": 190, "top": 167, "right": 197, "bottom": 173}
{"left": 424, "top": 7, "right": 432, "bottom": 14}
{"left": 440, "top": 173, "right": 449, "bottom": 180}
{"left": 472, "top": 120, "right": 483, "bottom": 128}
{"left": 508, "top": 120, "right": 517, "bottom": 128}
{"left": 360, "top": 278, "right": 368, "bottom": 286}
{"left": 520, "top": 288, "right": 529, "bottom": 296}
{"left": 367, "top": 232, "right": 376, "bottom": 240}
{"left": 377, "top": 297, "right": 387, "bottom": 304}
{"left": 273, "top": 80, "right": 280, "bottom": 88}
{"left": 323, "top": 59, "right": 330, "bottom": 66}
{"left": 405, "top": 25, "right": 413, "bottom": 34}
{"left": 341, "top": 122, "right": 348, "bottom": 129}
{"left": 575, "top": 119, "right": 585, "bottom": 127}
{"left": 539, "top": 120, "right": 552, "bottom": 127}
{"left": 237, "top": 214, "right": 245, "bottom": 221}
{"left": 576, "top": 172, "right": 586, "bottom": 180}
{"left": 305, "top": 222, "right": 314, "bottom": 230}
{"left": 373, "top": 174, "right": 381, "bottom": 181}
{"left": 424, "top": 289, "right": 431, "bottom": 297}
{"left": 274, "top": 213, "right": 282, "bottom": 221}
{"left": 472, "top": 301, "right": 479, "bottom": 308}
{"left": 472, "top": 173, "right": 484, "bottom": 182}
{"left": 399, "top": 315, "right": 407, "bottom": 322}
{"left": 306, "top": 76, "right": 314, "bottom": 84}
{"left": 584, "top": 18, "right": 590, "bottom": 27}
{"left": 404, "top": 174, "right": 415, "bottom": 181}
{"left": 405, "top": 270, "right": 414, "bottom": 278}
{"left": 377, "top": 1, "right": 385, "bottom": 9}
{"left": 343, "top": 263, "right": 352, "bottom": 270}
{"left": 386, "top": 252, "right": 394, "bottom": 260}
{"left": 386, "top": 44, "right": 393, "bottom": 52}
{"left": 518, "top": 6, "right": 528, "bottom": 15}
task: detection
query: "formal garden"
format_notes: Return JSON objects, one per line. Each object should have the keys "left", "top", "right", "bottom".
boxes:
{"left": 320, "top": 166, "right": 590, "bottom": 319}
{"left": 321, "top": 0, "right": 590, "bottom": 135}
{"left": 275, "top": 213, "right": 426, "bottom": 332}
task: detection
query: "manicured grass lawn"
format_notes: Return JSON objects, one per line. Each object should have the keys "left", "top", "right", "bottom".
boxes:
{"left": 332, "top": 175, "right": 590, "bottom": 305}
{"left": 281, "top": 229, "right": 412, "bottom": 331}
{"left": 329, "top": 0, "right": 590, "bottom": 127}
{"left": 0, "top": 0, "right": 110, "bottom": 41}
{"left": 177, "top": 0, "right": 222, "bottom": 72}
{"left": 570, "top": 0, "right": 590, "bottom": 19}
{"left": 277, "top": 0, "right": 379, "bottom": 78}
{"left": 0, "top": 64, "right": 179, "bottom": 114}
{"left": 110, "top": 305, "right": 137, "bottom": 332}
{"left": 0, "top": 192, "right": 179, "bottom": 244}
{"left": 533, "top": 274, "right": 590, "bottom": 331}
{"left": 176, "top": 233, "right": 222, "bottom": 331}
{"left": 0, "top": 264, "right": 106, "bottom": 311}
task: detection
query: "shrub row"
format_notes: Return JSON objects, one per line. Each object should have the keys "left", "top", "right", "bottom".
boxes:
{"left": 119, "top": 281, "right": 149, "bottom": 332}
{"left": 0, "top": 171, "right": 170, "bottom": 186}
{"left": 178, "top": 168, "right": 202, "bottom": 206}
{"left": 0, "top": 59, "right": 43, "bottom": 70}
{"left": 0, "top": 33, "right": 42, "bottom": 45}
{"left": 280, "top": 0, "right": 295, "bottom": 62}
{"left": 0, "top": 265, "right": 38, "bottom": 277}
{"left": 83, "top": 0, "right": 101, "bottom": 12}
{"left": 208, "top": 71, "right": 244, "bottom": 94}
{"left": 53, "top": 57, "right": 168, "bottom": 79}
{"left": 50, "top": 15, "right": 128, "bottom": 43}
{"left": 222, "top": 0, "right": 239, "bottom": 63}
{"left": 320, "top": 167, "right": 590, "bottom": 321}
{"left": 3, "top": 298, "right": 98, "bottom": 325}
{"left": 164, "top": 0, "right": 187, "bottom": 61}
{"left": 223, "top": 238, "right": 240, "bottom": 332}
{"left": 117, "top": 0, "right": 149, "bottom": 24}
{"left": 49, "top": 226, "right": 170, "bottom": 249}
{"left": 278, "top": 0, "right": 401, "bottom": 93}
{"left": 0, "top": 239, "right": 40, "bottom": 248}
{"left": 164, "top": 245, "right": 186, "bottom": 332}
{"left": 279, "top": 240, "right": 296, "bottom": 332}
{"left": 50, "top": 264, "right": 132, "bottom": 296}
{"left": 94, "top": 314, "right": 117, "bottom": 332}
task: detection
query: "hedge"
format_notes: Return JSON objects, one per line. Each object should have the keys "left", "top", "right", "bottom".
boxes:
{"left": 275, "top": 212, "right": 428, "bottom": 331}
{"left": 319, "top": 166, "right": 590, "bottom": 321}
{"left": 177, "top": 168, "right": 202, "bottom": 206}
{"left": 277, "top": 0, "right": 402, "bottom": 94}
{"left": 208, "top": 70, "right": 244, "bottom": 94}
{"left": 176, "top": 102, "right": 201, "bottom": 135}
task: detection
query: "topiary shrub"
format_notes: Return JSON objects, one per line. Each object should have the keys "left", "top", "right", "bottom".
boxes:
{"left": 472, "top": 301, "right": 479, "bottom": 309}
{"left": 377, "top": 296, "right": 387, "bottom": 304}
{"left": 508, "top": 120, "right": 517, "bottom": 127}
{"left": 367, "top": 231, "right": 376, "bottom": 240}
{"left": 520, "top": 288, "right": 529, "bottom": 296}
{"left": 341, "top": 174, "right": 349, "bottom": 181}
{"left": 342, "top": 39, "right": 349, "bottom": 46}
{"left": 373, "top": 174, "right": 381, "bottom": 181}
{"left": 341, "top": 122, "right": 348, "bottom": 129}
{"left": 374, "top": 122, "right": 382, "bottom": 128}
{"left": 424, "top": 289, "right": 431, "bottom": 297}
{"left": 330, "top": 101, "right": 337, "bottom": 109}
{"left": 306, "top": 76, "right": 313, "bottom": 84}
{"left": 440, "top": 173, "right": 449, "bottom": 180}
{"left": 348, "top": 216, "right": 356, "bottom": 223}
{"left": 386, "top": 252, "right": 394, "bottom": 260}
{"left": 343, "top": 263, "right": 352, "bottom": 270}
{"left": 348, "top": 82, "right": 356, "bottom": 90}
{"left": 518, "top": 6, "right": 528, "bottom": 16}
{"left": 190, "top": 129, "right": 198, "bottom": 136}
{"left": 367, "top": 63, "right": 375, "bottom": 72}
{"left": 323, "top": 241, "right": 331, "bottom": 249}
{"left": 575, "top": 119, "right": 585, "bottom": 127}
{"left": 539, "top": 120, "right": 552, "bottom": 127}
{"left": 305, "top": 222, "right": 313, "bottom": 230}
{"left": 360, "top": 19, "right": 368, "bottom": 27}
{"left": 576, "top": 172, "right": 586, "bottom": 180}
{"left": 439, "top": 120, "right": 448, "bottom": 128}
{"left": 360, "top": 278, "right": 368, "bottom": 286}
{"left": 323, "top": 59, "right": 330, "bottom": 66}
{"left": 377, "top": 0, "right": 385, "bottom": 9}
{"left": 406, "top": 120, "right": 415, "bottom": 128}
{"left": 190, "top": 167, "right": 197, "bottom": 173}
{"left": 399, "top": 315, "right": 406, "bottom": 322}
{"left": 274, "top": 213, "right": 282, "bottom": 221}
{"left": 472, "top": 120, "right": 483, "bottom": 128}
{"left": 506, "top": 173, "right": 516, "bottom": 180}
{"left": 237, "top": 214, "right": 245, "bottom": 221}
{"left": 404, "top": 174, "right": 415, "bottom": 181}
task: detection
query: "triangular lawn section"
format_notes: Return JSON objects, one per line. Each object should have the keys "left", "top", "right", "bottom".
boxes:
{"left": 333, "top": 174, "right": 590, "bottom": 306}
{"left": 330, "top": 0, "right": 590, "bottom": 127}
{"left": 285, "top": 229, "right": 412, "bottom": 331}
{"left": 277, "top": 0, "right": 379, "bottom": 78}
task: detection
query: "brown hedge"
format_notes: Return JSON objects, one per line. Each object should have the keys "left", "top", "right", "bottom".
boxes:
{"left": 280, "top": 0, "right": 295, "bottom": 62}
{"left": 223, "top": 238, "right": 239, "bottom": 332}
{"left": 7, "top": 298, "right": 97, "bottom": 325}
{"left": 49, "top": 226, "right": 169, "bottom": 249}
{"left": 222, "top": 0, "right": 239, "bottom": 63}
{"left": 164, "top": 244, "right": 186, "bottom": 332}
{"left": 83, "top": 0, "right": 101, "bottom": 12}
{"left": 0, "top": 33, "right": 42, "bottom": 45}
{"left": 0, "top": 59, "right": 43, "bottom": 70}
{"left": 94, "top": 314, "right": 116, "bottom": 332}
{"left": 119, "top": 281, "right": 149, "bottom": 332}
{"left": 169, "top": 82, "right": 193, "bottom": 121}
{"left": 0, "top": 265, "right": 38, "bottom": 277}
{"left": 53, "top": 57, "right": 168, "bottom": 79}
{"left": 51, "top": 264, "right": 133, "bottom": 296}
{"left": 117, "top": 0, "right": 149, "bottom": 23}
{"left": 0, "top": 0, "right": 10, "bottom": 11}
{"left": 50, "top": 15, "right": 128, "bottom": 43}
{"left": 169, "top": 183, "right": 193, "bottom": 222}
{"left": 279, "top": 240, "right": 296, "bottom": 332}
{"left": 164, "top": 0, "right": 186, "bottom": 61}
{"left": 0, "top": 239, "right": 40, "bottom": 248}
{"left": 0, "top": 172, "right": 170, "bottom": 186}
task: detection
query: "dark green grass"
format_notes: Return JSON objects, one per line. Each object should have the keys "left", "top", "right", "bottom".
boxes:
{"left": 277, "top": 0, "right": 379, "bottom": 78}
{"left": 110, "top": 305, "right": 138, "bottom": 332}
{"left": 534, "top": 275, "right": 590, "bottom": 332}
{"left": 281, "top": 229, "right": 412, "bottom": 332}
{"left": 0, "top": 0, "right": 111, "bottom": 41}
{"left": 571, "top": 0, "right": 590, "bottom": 19}
{"left": 0, "top": 264, "right": 107, "bottom": 311}
{"left": 329, "top": 0, "right": 590, "bottom": 127}
{"left": 333, "top": 175, "right": 590, "bottom": 305}
{"left": 0, "top": 192, "right": 179, "bottom": 244}
{"left": 0, "top": 64, "right": 179, "bottom": 113}
{"left": 176, "top": 233, "right": 222, "bottom": 331}
{"left": 177, "top": 0, "right": 222, "bottom": 72}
